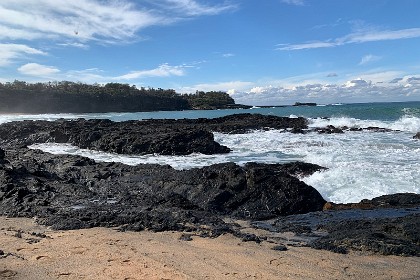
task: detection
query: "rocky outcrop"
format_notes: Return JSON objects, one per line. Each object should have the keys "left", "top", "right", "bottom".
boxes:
{"left": 414, "top": 132, "right": 420, "bottom": 139}
{"left": 311, "top": 213, "right": 420, "bottom": 256}
{"left": 0, "top": 114, "right": 308, "bottom": 155}
{"left": 0, "top": 148, "right": 325, "bottom": 234}
{"left": 252, "top": 193, "right": 420, "bottom": 256}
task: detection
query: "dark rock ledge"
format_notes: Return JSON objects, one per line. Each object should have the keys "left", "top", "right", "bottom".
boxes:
{"left": 252, "top": 193, "right": 420, "bottom": 256}
{"left": 0, "top": 113, "right": 308, "bottom": 155}
{"left": 0, "top": 147, "right": 325, "bottom": 234}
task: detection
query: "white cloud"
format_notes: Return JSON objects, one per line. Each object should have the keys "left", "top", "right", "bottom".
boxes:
{"left": 0, "top": 0, "right": 161, "bottom": 44}
{"left": 344, "top": 78, "right": 371, "bottom": 88}
{"left": 0, "top": 0, "right": 234, "bottom": 45}
{"left": 22, "top": 64, "right": 189, "bottom": 84}
{"left": 161, "top": 0, "right": 237, "bottom": 16}
{"left": 277, "top": 41, "right": 336, "bottom": 50}
{"left": 281, "top": 0, "right": 305, "bottom": 6}
{"left": 18, "top": 63, "right": 60, "bottom": 76}
{"left": 57, "top": 42, "right": 89, "bottom": 49}
{"left": 359, "top": 54, "right": 381, "bottom": 65}
{"left": 115, "top": 64, "right": 187, "bottom": 80}
{"left": 278, "top": 27, "right": 420, "bottom": 51}
{"left": 0, "top": 44, "right": 46, "bottom": 66}
{"left": 344, "top": 70, "right": 404, "bottom": 85}
{"left": 222, "top": 53, "right": 235, "bottom": 58}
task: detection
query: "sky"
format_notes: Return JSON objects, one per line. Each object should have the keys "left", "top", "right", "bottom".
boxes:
{"left": 1, "top": 0, "right": 420, "bottom": 105}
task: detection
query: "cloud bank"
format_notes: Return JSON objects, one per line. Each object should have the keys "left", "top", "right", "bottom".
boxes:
{"left": 228, "top": 77, "right": 420, "bottom": 105}
{"left": 0, "top": 0, "right": 236, "bottom": 69}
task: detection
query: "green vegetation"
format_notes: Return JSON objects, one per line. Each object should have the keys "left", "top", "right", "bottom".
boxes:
{"left": 0, "top": 80, "right": 245, "bottom": 113}
{"left": 182, "top": 91, "right": 235, "bottom": 110}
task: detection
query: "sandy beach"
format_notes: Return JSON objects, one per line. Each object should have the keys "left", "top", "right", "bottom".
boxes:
{"left": 1, "top": 217, "right": 419, "bottom": 280}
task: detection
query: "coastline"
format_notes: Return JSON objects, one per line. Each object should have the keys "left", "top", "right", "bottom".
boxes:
{"left": 0, "top": 112, "right": 419, "bottom": 279}
{"left": 1, "top": 216, "right": 419, "bottom": 280}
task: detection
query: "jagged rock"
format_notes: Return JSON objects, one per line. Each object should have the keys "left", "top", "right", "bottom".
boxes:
{"left": 0, "top": 114, "right": 308, "bottom": 155}
{"left": 0, "top": 148, "right": 325, "bottom": 234}
{"left": 414, "top": 132, "right": 420, "bottom": 139}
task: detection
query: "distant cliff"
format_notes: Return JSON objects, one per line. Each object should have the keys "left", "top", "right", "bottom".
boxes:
{"left": 182, "top": 91, "right": 251, "bottom": 110}
{"left": 0, "top": 81, "right": 248, "bottom": 113}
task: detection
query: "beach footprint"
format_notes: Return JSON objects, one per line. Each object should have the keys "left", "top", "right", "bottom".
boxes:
{"left": 34, "top": 255, "right": 52, "bottom": 261}
{"left": 70, "top": 246, "right": 88, "bottom": 254}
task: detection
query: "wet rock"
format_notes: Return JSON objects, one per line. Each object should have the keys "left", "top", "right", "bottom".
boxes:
{"left": 0, "top": 114, "right": 308, "bottom": 155}
{"left": 273, "top": 161, "right": 327, "bottom": 177}
{"left": 414, "top": 132, "right": 420, "bottom": 139}
{"left": 365, "top": 126, "right": 393, "bottom": 132}
{"left": 253, "top": 194, "right": 420, "bottom": 256}
{"left": 316, "top": 125, "right": 344, "bottom": 134}
{"left": 323, "top": 193, "right": 420, "bottom": 210}
{"left": 311, "top": 214, "right": 420, "bottom": 256}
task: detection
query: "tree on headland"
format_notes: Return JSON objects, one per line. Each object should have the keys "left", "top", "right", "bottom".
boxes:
{"left": 182, "top": 91, "right": 236, "bottom": 109}
{"left": 0, "top": 81, "right": 242, "bottom": 113}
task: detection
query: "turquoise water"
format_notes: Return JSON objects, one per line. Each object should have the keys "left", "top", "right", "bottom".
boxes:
{"left": 2, "top": 101, "right": 419, "bottom": 123}
{"left": 2, "top": 101, "right": 419, "bottom": 203}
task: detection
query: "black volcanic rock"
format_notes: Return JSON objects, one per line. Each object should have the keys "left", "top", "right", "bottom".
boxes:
{"left": 0, "top": 114, "right": 308, "bottom": 155}
{"left": 315, "top": 125, "right": 344, "bottom": 134}
{"left": 253, "top": 193, "right": 420, "bottom": 256}
{"left": 311, "top": 214, "right": 420, "bottom": 256}
{"left": 0, "top": 148, "right": 325, "bottom": 234}
{"left": 324, "top": 193, "right": 420, "bottom": 210}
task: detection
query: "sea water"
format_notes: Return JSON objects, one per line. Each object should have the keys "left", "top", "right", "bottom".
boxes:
{"left": 2, "top": 101, "right": 419, "bottom": 203}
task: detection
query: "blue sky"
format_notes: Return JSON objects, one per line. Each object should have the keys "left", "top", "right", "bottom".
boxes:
{"left": 1, "top": 0, "right": 420, "bottom": 105}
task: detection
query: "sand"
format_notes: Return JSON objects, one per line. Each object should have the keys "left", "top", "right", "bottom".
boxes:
{"left": 1, "top": 217, "right": 419, "bottom": 280}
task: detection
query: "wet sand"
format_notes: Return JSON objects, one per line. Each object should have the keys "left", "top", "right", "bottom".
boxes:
{"left": 1, "top": 217, "right": 419, "bottom": 280}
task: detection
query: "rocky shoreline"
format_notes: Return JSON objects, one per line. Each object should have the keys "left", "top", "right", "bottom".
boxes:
{"left": 0, "top": 114, "right": 419, "bottom": 257}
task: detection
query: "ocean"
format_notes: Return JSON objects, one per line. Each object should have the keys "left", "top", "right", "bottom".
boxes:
{"left": 1, "top": 101, "right": 419, "bottom": 204}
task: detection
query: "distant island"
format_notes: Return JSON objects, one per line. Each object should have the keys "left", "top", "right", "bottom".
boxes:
{"left": 0, "top": 80, "right": 251, "bottom": 114}
{"left": 293, "top": 102, "right": 317, "bottom": 107}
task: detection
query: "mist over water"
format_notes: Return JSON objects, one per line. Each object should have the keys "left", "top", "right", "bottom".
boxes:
{"left": 4, "top": 101, "right": 420, "bottom": 203}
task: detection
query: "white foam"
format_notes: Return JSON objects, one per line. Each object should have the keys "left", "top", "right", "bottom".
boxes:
{"left": 218, "top": 130, "right": 420, "bottom": 203}
{"left": 309, "top": 115, "right": 420, "bottom": 133}
{"left": 30, "top": 129, "right": 420, "bottom": 204}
